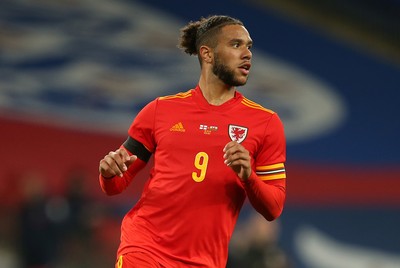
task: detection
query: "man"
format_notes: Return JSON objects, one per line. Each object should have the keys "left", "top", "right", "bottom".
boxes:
{"left": 99, "top": 15, "right": 286, "bottom": 268}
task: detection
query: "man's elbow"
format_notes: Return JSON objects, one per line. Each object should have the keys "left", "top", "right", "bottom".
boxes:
{"left": 263, "top": 204, "right": 284, "bottom": 221}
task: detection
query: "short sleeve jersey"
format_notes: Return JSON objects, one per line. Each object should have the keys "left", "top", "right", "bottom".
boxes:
{"left": 117, "top": 85, "right": 286, "bottom": 267}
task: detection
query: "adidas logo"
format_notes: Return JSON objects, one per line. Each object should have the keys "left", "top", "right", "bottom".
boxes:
{"left": 170, "top": 122, "right": 185, "bottom": 132}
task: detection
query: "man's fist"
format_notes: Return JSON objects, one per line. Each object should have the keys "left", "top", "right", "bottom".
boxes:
{"left": 223, "top": 141, "right": 252, "bottom": 181}
{"left": 99, "top": 148, "right": 137, "bottom": 178}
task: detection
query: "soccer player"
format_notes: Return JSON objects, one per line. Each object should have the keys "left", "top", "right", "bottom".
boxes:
{"left": 98, "top": 15, "right": 287, "bottom": 268}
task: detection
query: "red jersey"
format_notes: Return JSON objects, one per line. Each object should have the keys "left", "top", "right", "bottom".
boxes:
{"left": 100, "top": 85, "right": 286, "bottom": 267}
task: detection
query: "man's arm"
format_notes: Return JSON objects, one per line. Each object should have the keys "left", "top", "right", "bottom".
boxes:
{"left": 241, "top": 174, "right": 285, "bottom": 221}
{"left": 244, "top": 113, "right": 286, "bottom": 220}
{"left": 98, "top": 137, "right": 151, "bottom": 195}
{"left": 223, "top": 141, "right": 286, "bottom": 221}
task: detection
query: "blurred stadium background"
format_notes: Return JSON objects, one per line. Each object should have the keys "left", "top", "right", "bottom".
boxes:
{"left": 1, "top": 0, "right": 399, "bottom": 267}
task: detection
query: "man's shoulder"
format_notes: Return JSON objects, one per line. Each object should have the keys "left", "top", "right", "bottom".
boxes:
{"left": 239, "top": 96, "right": 276, "bottom": 116}
{"left": 158, "top": 89, "right": 194, "bottom": 102}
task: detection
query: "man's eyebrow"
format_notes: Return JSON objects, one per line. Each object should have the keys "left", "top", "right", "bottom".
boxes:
{"left": 229, "top": 38, "right": 253, "bottom": 45}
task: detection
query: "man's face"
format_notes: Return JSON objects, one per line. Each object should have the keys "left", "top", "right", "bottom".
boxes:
{"left": 212, "top": 25, "right": 252, "bottom": 87}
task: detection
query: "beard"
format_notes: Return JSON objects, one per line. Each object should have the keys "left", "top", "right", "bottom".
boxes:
{"left": 212, "top": 54, "right": 247, "bottom": 87}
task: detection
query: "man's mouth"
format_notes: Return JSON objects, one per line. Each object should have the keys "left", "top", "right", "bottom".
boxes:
{"left": 239, "top": 63, "right": 251, "bottom": 75}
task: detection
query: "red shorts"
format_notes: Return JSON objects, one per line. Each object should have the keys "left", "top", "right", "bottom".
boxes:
{"left": 116, "top": 252, "right": 162, "bottom": 268}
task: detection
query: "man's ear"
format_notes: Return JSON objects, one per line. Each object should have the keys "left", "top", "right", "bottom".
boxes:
{"left": 199, "top": 45, "right": 213, "bottom": 64}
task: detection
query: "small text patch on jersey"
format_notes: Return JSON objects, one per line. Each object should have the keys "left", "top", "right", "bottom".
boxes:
{"left": 228, "top": 125, "right": 248, "bottom": 143}
{"left": 199, "top": 124, "right": 218, "bottom": 135}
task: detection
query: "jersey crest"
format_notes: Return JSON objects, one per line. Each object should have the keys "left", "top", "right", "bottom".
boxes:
{"left": 228, "top": 125, "right": 248, "bottom": 143}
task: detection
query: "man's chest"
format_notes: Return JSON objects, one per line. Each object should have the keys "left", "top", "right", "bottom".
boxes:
{"left": 153, "top": 109, "right": 263, "bottom": 157}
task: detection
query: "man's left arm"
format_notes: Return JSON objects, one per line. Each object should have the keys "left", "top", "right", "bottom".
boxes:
{"left": 241, "top": 173, "right": 286, "bottom": 221}
{"left": 224, "top": 113, "right": 286, "bottom": 221}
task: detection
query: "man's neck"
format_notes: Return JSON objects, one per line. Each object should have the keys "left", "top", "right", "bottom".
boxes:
{"left": 198, "top": 78, "right": 235, "bottom": 106}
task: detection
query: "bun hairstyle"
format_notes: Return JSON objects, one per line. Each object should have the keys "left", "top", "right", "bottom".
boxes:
{"left": 178, "top": 15, "right": 243, "bottom": 57}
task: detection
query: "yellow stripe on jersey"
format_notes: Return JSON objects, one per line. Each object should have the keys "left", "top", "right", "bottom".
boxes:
{"left": 241, "top": 98, "right": 275, "bottom": 114}
{"left": 159, "top": 90, "right": 192, "bottom": 100}
{"left": 256, "top": 163, "right": 286, "bottom": 180}
{"left": 258, "top": 163, "right": 285, "bottom": 170}
{"left": 117, "top": 255, "right": 123, "bottom": 268}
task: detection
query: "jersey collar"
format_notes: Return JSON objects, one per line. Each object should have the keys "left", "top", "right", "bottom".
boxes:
{"left": 193, "top": 85, "right": 243, "bottom": 112}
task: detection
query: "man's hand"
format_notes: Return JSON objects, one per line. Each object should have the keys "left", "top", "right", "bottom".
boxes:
{"left": 223, "top": 141, "right": 252, "bottom": 181}
{"left": 99, "top": 148, "right": 137, "bottom": 178}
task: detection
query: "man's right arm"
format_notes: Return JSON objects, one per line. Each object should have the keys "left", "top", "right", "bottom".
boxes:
{"left": 98, "top": 137, "right": 151, "bottom": 195}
